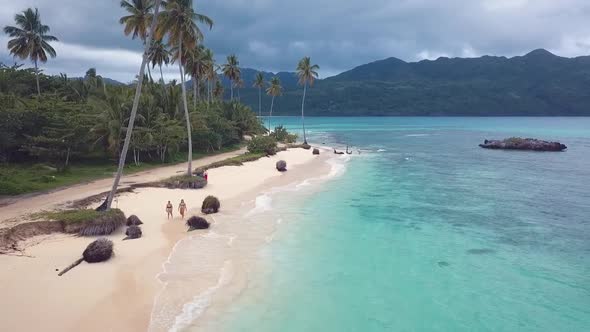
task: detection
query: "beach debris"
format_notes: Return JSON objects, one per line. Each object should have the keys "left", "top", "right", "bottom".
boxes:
{"left": 466, "top": 248, "right": 496, "bottom": 255}
{"left": 123, "top": 225, "right": 142, "bottom": 240}
{"left": 58, "top": 238, "right": 114, "bottom": 276}
{"left": 479, "top": 138, "right": 567, "bottom": 151}
{"left": 126, "top": 214, "right": 143, "bottom": 226}
{"left": 333, "top": 148, "right": 344, "bottom": 155}
{"left": 438, "top": 261, "right": 450, "bottom": 267}
{"left": 276, "top": 160, "right": 287, "bottom": 172}
{"left": 313, "top": 148, "right": 320, "bottom": 155}
{"left": 201, "top": 195, "right": 220, "bottom": 214}
{"left": 186, "top": 216, "right": 210, "bottom": 231}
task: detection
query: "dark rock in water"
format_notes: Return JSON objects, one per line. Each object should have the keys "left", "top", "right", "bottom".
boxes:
{"left": 438, "top": 261, "right": 450, "bottom": 267}
{"left": 313, "top": 148, "right": 320, "bottom": 155}
{"left": 123, "top": 225, "right": 142, "bottom": 240}
{"left": 276, "top": 160, "right": 287, "bottom": 172}
{"left": 479, "top": 137, "right": 566, "bottom": 151}
{"left": 467, "top": 248, "right": 496, "bottom": 255}
{"left": 186, "top": 216, "right": 210, "bottom": 231}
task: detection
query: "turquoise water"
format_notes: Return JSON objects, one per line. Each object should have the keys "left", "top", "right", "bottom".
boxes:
{"left": 217, "top": 117, "right": 590, "bottom": 331}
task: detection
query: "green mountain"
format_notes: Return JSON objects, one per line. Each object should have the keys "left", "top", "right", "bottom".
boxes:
{"left": 237, "top": 49, "right": 590, "bottom": 116}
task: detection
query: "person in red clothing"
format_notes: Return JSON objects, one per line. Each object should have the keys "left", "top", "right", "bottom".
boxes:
{"left": 204, "top": 171, "right": 208, "bottom": 181}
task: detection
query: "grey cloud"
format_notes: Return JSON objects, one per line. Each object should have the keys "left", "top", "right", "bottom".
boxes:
{"left": 2, "top": 0, "right": 590, "bottom": 82}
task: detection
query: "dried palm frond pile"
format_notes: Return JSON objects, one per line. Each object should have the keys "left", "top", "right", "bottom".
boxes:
{"left": 58, "top": 238, "right": 114, "bottom": 276}
{"left": 186, "top": 216, "right": 210, "bottom": 231}
{"left": 201, "top": 196, "right": 220, "bottom": 214}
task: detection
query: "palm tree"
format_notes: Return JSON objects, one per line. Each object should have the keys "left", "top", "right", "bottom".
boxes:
{"left": 182, "top": 44, "right": 205, "bottom": 110}
{"left": 120, "top": 0, "right": 156, "bottom": 80}
{"left": 202, "top": 48, "right": 215, "bottom": 104}
{"left": 149, "top": 39, "right": 170, "bottom": 91}
{"left": 296, "top": 56, "right": 319, "bottom": 144}
{"left": 105, "top": 0, "right": 163, "bottom": 210}
{"left": 3, "top": 8, "right": 58, "bottom": 96}
{"left": 253, "top": 72, "right": 264, "bottom": 117}
{"left": 222, "top": 54, "right": 240, "bottom": 101}
{"left": 157, "top": 0, "right": 213, "bottom": 176}
{"left": 266, "top": 76, "right": 282, "bottom": 131}
{"left": 213, "top": 80, "right": 224, "bottom": 100}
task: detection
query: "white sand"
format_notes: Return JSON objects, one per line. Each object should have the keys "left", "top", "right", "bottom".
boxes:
{"left": 0, "top": 148, "right": 333, "bottom": 332}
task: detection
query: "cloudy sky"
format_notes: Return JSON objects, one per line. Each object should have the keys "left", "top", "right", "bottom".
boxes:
{"left": 2, "top": 0, "right": 590, "bottom": 82}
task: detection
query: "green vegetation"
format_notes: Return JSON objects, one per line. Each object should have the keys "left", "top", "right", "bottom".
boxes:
{"left": 235, "top": 49, "right": 590, "bottom": 116}
{"left": 271, "top": 125, "right": 297, "bottom": 143}
{"left": 247, "top": 136, "right": 278, "bottom": 155}
{"left": 161, "top": 174, "right": 207, "bottom": 189}
{"left": 33, "top": 208, "right": 125, "bottom": 236}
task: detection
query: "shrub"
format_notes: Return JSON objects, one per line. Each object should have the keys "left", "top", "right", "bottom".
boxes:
{"left": 201, "top": 195, "right": 220, "bottom": 214}
{"left": 247, "top": 136, "right": 278, "bottom": 155}
{"left": 39, "top": 208, "right": 126, "bottom": 236}
{"left": 302, "top": 143, "right": 311, "bottom": 150}
{"left": 276, "top": 160, "right": 287, "bottom": 172}
{"left": 58, "top": 238, "right": 114, "bottom": 276}
{"left": 186, "top": 216, "right": 210, "bottom": 231}
{"left": 271, "top": 125, "right": 297, "bottom": 143}
{"left": 162, "top": 175, "right": 207, "bottom": 189}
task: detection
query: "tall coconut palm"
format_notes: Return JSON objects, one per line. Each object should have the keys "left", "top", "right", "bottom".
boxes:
{"left": 157, "top": 0, "right": 213, "bottom": 175}
{"left": 202, "top": 48, "right": 215, "bottom": 104}
{"left": 213, "top": 80, "right": 224, "bottom": 101}
{"left": 253, "top": 72, "right": 264, "bottom": 117}
{"left": 149, "top": 39, "right": 170, "bottom": 90}
{"left": 3, "top": 8, "right": 58, "bottom": 96}
{"left": 120, "top": 0, "right": 156, "bottom": 80}
{"left": 266, "top": 76, "right": 282, "bottom": 131}
{"left": 105, "top": 0, "right": 163, "bottom": 210}
{"left": 181, "top": 44, "right": 205, "bottom": 110}
{"left": 296, "top": 56, "right": 319, "bottom": 144}
{"left": 222, "top": 54, "right": 240, "bottom": 101}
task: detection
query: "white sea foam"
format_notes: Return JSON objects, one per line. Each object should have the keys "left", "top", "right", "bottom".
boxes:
{"left": 405, "top": 133, "right": 430, "bottom": 137}
{"left": 377, "top": 149, "right": 387, "bottom": 152}
{"left": 245, "top": 194, "right": 273, "bottom": 216}
{"left": 168, "top": 261, "right": 234, "bottom": 332}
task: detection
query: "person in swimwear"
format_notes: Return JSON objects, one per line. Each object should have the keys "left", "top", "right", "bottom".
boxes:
{"left": 166, "top": 200, "right": 173, "bottom": 219}
{"left": 178, "top": 199, "right": 187, "bottom": 219}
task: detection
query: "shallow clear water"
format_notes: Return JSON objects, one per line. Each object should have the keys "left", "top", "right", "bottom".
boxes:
{"left": 213, "top": 117, "right": 590, "bottom": 331}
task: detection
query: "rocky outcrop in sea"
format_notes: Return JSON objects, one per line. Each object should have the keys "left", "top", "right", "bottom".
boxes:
{"left": 479, "top": 138, "right": 567, "bottom": 151}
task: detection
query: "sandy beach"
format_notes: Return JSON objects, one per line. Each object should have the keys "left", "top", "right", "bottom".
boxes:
{"left": 0, "top": 147, "right": 334, "bottom": 332}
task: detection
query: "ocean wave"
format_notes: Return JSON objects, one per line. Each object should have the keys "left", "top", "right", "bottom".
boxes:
{"left": 168, "top": 261, "right": 234, "bottom": 332}
{"left": 245, "top": 194, "right": 273, "bottom": 216}
{"left": 405, "top": 133, "right": 430, "bottom": 137}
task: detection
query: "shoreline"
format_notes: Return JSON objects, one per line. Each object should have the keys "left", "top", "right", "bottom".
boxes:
{"left": 0, "top": 147, "right": 338, "bottom": 332}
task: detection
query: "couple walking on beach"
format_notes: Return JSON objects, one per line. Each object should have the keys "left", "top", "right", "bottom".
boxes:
{"left": 166, "top": 199, "right": 187, "bottom": 219}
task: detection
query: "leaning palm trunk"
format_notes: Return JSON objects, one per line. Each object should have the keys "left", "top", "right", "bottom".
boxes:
{"left": 159, "top": 64, "right": 167, "bottom": 100}
{"left": 34, "top": 59, "right": 41, "bottom": 96}
{"left": 178, "top": 36, "right": 193, "bottom": 176}
{"left": 268, "top": 95, "right": 275, "bottom": 132}
{"left": 301, "top": 82, "right": 308, "bottom": 144}
{"left": 105, "top": 0, "right": 162, "bottom": 209}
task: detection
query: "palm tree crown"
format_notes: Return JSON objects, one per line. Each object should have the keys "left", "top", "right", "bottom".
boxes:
{"left": 149, "top": 39, "right": 170, "bottom": 68}
{"left": 222, "top": 54, "right": 240, "bottom": 100}
{"left": 297, "top": 56, "right": 320, "bottom": 86}
{"left": 253, "top": 72, "right": 264, "bottom": 89}
{"left": 4, "top": 7, "right": 58, "bottom": 95}
{"left": 157, "top": 0, "right": 213, "bottom": 52}
{"left": 119, "top": 0, "right": 155, "bottom": 41}
{"left": 267, "top": 76, "right": 282, "bottom": 97}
